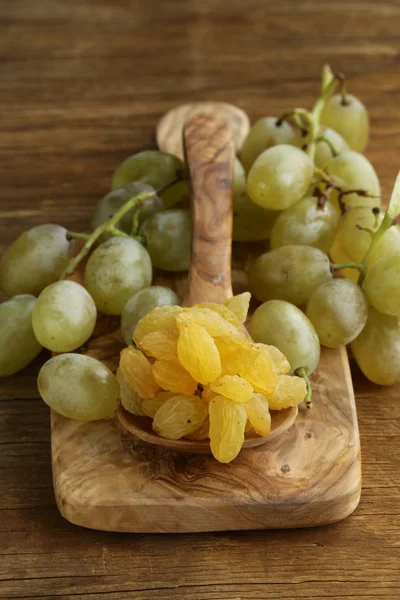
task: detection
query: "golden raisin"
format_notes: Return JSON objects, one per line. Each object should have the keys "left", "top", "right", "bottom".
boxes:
{"left": 184, "top": 417, "right": 210, "bottom": 440}
{"left": 210, "top": 375, "right": 253, "bottom": 403}
{"left": 209, "top": 395, "right": 247, "bottom": 463}
{"left": 239, "top": 349, "right": 277, "bottom": 395}
{"left": 223, "top": 292, "right": 251, "bottom": 324}
{"left": 133, "top": 305, "right": 182, "bottom": 347}
{"left": 267, "top": 375, "right": 306, "bottom": 410}
{"left": 177, "top": 324, "right": 221, "bottom": 385}
{"left": 255, "top": 343, "right": 290, "bottom": 374}
{"left": 194, "top": 302, "right": 240, "bottom": 326}
{"left": 116, "top": 367, "right": 145, "bottom": 416}
{"left": 141, "top": 391, "right": 176, "bottom": 418}
{"left": 245, "top": 393, "right": 271, "bottom": 436}
{"left": 214, "top": 335, "right": 258, "bottom": 376}
{"left": 152, "top": 357, "right": 198, "bottom": 395}
{"left": 202, "top": 387, "right": 218, "bottom": 404}
{"left": 140, "top": 330, "right": 179, "bottom": 360}
{"left": 152, "top": 395, "right": 208, "bottom": 439}
{"left": 176, "top": 307, "right": 237, "bottom": 337}
{"left": 119, "top": 347, "right": 160, "bottom": 400}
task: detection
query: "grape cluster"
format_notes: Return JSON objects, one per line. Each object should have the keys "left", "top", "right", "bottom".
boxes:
{"left": 1, "top": 63, "right": 399, "bottom": 440}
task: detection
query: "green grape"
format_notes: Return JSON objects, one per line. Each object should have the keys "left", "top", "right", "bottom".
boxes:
{"left": 320, "top": 93, "right": 369, "bottom": 153}
{"left": 249, "top": 300, "right": 320, "bottom": 374}
{"left": 0, "top": 295, "right": 43, "bottom": 377}
{"left": 331, "top": 206, "right": 381, "bottom": 266}
{"left": 323, "top": 150, "right": 380, "bottom": 213}
{"left": 249, "top": 245, "right": 332, "bottom": 305}
{"left": 111, "top": 150, "right": 188, "bottom": 208}
{"left": 367, "top": 224, "right": 400, "bottom": 269}
{"left": 139, "top": 209, "right": 191, "bottom": 272}
{"left": 90, "top": 182, "right": 164, "bottom": 239}
{"left": 314, "top": 126, "right": 349, "bottom": 168}
{"left": 363, "top": 255, "right": 400, "bottom": 317}
{"left": 270, "top": 196, "right": 339, "bottom": 253}
{"left": 247, "top": 145, "right": 314, "bottom": 211}
{"left": 240, "top": 117, "right": 296, "bottom": 173}
{"left": 85, "top": 237, "right": 152, "bottom": 315}
{"left": 37, "top": 353, "right": 120, "bottom": 420}
{"left": 0, "top": 224, "right": 73, "bottom": 298}
{"left": 306, "top": 279, "right": 368, "bottom": 348}
{"left": 32, "top": 281, "right": 97, "bottom": 352}
{"left": 232, "top": 158, "right": 279, "bottom": 241}
{"left": 121, "top": 286, "right": 180, "bottom": 346}
{"left": 351, "top": 307, "right": 400, "bottom": 385}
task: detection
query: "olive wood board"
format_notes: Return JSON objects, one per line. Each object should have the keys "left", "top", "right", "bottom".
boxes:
{"left": 51, "top": 324, "right": 361, "bottom": 533}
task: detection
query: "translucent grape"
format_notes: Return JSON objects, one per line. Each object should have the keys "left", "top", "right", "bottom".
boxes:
{"left": 306, "top": 279, "right": 368, "bottom": 348}
{"left": 320, "top": 93, "right": 369, "bottom": 152}
{"left": 84, "top": 236, "right": 152, "bottom": 315}
{"left": 0, "top": 224, "right": 73, "bottom": 298}
{"left": 250, "top": 300, "right": 320, "bottom": 374}
{"left": 351, "top": 307, "right": 400, "bottom": 385}
{"left": 121, "top": 286, "right": 180, "bottom": 346}
{"left": 233, "top": 158, "right": 280, "bottom": 241}
{"left": 270, "top": 196, "right": 339, "bottom": 253}
{"left": 32, "top": 280, "right": 97, "bottom": 352}
{"left": 90, "top": 182, "right": 164, "bottom": 239}
{"left": 324, "top": 150, "right": 380, "bottom": 213}
{"left": 247, "top": 145, "right": 314, "bottom": 211}
{"left": 240, "top": 117, "right": 295, "bottom": 172}
{"left": 140, "top": 209, "right": 191, "bottom": 271}
{"left": 363, "top": 255, "right": 400, "bottom": 317}
{"left": 249, "top": 245, "right": 332, "bottom": 305}
{"left": 0, "top": 295, "right": 42, "bottom": 377}
{"left": 152, "top": 395, "right": 208, "bottom": 440}
{"left": 38, "top": 354, "right": 120, "bottom": 420}
{"left": 111, "top": 150, "right": 188, "bottom": 208}
{"left": 314, "top": 126, "right": 349, "bottom": 168}
{"left": 209, "top": 395, "right": 247, "bottom": 463}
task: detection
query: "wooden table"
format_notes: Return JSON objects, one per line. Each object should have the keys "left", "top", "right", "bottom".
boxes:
{"left": 1, "top": 1, "right": 400, "bottom": 598}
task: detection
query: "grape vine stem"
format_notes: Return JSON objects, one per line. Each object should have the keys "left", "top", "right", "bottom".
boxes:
{"left": 295, "top": 367, "right": 312, "bottom": 409}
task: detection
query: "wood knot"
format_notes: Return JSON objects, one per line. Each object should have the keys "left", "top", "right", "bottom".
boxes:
{"left": 281, "top": 464, "right": 290, "bottom": 474}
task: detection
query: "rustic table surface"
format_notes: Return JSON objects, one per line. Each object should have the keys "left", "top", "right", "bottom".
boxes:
{"left": 1, "top": 1, "right": 400, "bottom": 599}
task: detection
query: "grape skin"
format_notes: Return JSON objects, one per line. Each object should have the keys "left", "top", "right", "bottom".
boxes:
{"left": 38, "top": 354, "right": 120, "bottom": 421}
{"left": 270, "top": 196, "right": 339, "bottom": 253}
{"left": 249, "top": 245, "right": 332, "bottom": 305}
{"left": 85, "top": 236, "right": 152, "bottom": 315}
{"left": 314, "top": 126, "right": 349, "bottom": 168}
{"left": 32, "top": 280, "right": 97, "bottom": 352}
{"left": 306, "top": 279, "right": 368, "bottom": 348}
{"left": 0, "top": 295, "right": 43, "bottom": 377}
{"left": 0, "top": 224, "right": 73, "bottom": 298}
{"left": 240, "top": 117, "right": 295, "bottom": 173}
{"left": 121, "top": 286, "right": 180, "bottom": 346}
{"left": 320, "top": 93, "right": 369, "bottom": 153}
{"left": 247, "top": 145, "right": 314, "bottom": 211}
{"left": 139, "top": 209, "right": 191, "bottom": 272}
{"left": 363, "top": 255, "right": 400, "bottom": 317}
{"left": 351, "top": 307, "right": 400, "bottom": 385}
{"left": 250, "top": 300, "right": 320, "bottom": 375}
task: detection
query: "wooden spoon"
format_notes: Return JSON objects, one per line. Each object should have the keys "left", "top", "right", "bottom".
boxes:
{"left": 117, "top": 114, "right": 298, "bottom": 452}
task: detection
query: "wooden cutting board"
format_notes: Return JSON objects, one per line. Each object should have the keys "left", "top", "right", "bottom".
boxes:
{"left": 51, "top": 108, "right": 361, "bottom": 533}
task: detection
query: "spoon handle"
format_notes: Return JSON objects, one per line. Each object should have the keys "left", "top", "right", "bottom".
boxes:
{"left": 183, "top": 114, "right": 235, "bottom": 306}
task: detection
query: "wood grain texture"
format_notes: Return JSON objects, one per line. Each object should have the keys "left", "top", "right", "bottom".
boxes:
{"left": 1, "top": 0, "right": 400, "bottom": 598}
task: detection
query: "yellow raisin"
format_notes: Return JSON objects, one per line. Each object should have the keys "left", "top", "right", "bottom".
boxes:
{"left": 223, "top": 292, "right": 251, "bottom": 324}
{"left": 116, "top": 367, "right": 145, "bottom": 416}
{"left": 176, "top": 307, "right": 237, "bottom": 337}
{"left": 202, "top": 387, "right": 218, "bottom": 404}
{"left": 245, "top": 420, "right": 255, "bottom": 434}
{"left": 152, "top": 357, "right": 198, "bottom": 395}
{"left": 184, "top": 417, "right": 210, "bottom": 440}
{"left": 267, "top": 375, "right": 306, "bottom": 410}
{"left": 141, "top": 391, "right": 176, "bottom": 418}
{"left": 119, "top": 347, "right": 160, "bottom": 400}
{"left": 215, "top": 335, "right": 258, "bottom": 376}
{"left": 194, "top": 302, "right": 240, "bottom": 326}
{"left": 153, "top": 395, "right": 208, "bottom": 439}
{"left": 133, "top": 305, "right": 182, "bottom": 347}
{"left": 239, "top": 349, "right": 277, "bottom": 395}
{"left": 245, "top": 393, "right": 271, "bottom": 436}
{"left": 209, "top": 395, "right": 247, "bottom": 463}
{"left": 177, "top": 324, "right": 221, "bottom": 385}
{"left": 255, "top": 343, "right": 291, "bottom": 374}
{"left": 210, "top": 374, "right": 253, "bottom": 403}
{"left": 140, "top": 330, "right": 179, "bottom": 360}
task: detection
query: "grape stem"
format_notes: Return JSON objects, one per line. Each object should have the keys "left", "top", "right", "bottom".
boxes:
{"left": 315, "top": 135, "right": 339, "bottom": 157}
{"left": 331, "top": 262, "right": 365, "bottom": 276}
{"left": 66, "top": 231, "right": 91, "bottom": 241}
{"left": 294, "top": 367, "right": 312, "bottom": 409}
{"left": 59, "top": 191, "right": 155, "bottom": 280}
